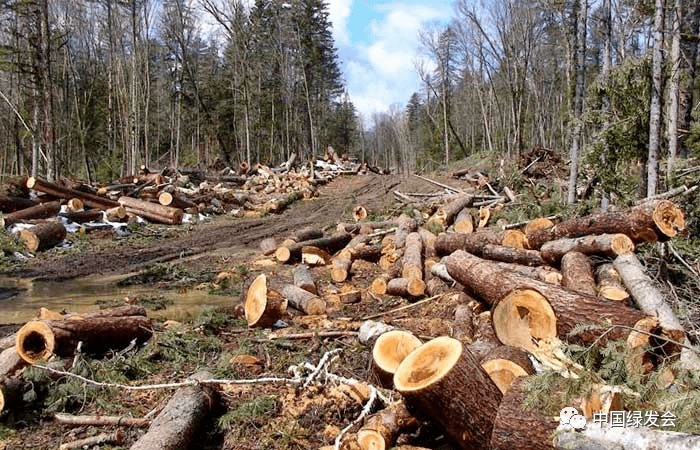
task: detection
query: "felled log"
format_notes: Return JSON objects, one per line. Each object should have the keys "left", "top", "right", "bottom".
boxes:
{"left": 0, "top": 200, "right": 61, "bottom": 228}
{"left": 453, "top": 208, "right": 474, "bottom": 234}
{"left": 158, "top": 191, "right": 196, "bottom": 210}
{"left": 259, "top": 237, "right": 278, "bottom": 256}
{"left": 293, "top": 265, "right": 317, "bottom": 295}
{"left": 480, "top": 346, "right": 535, "bottom": 394}
{"left": 428, "top": 193, "right": 474, "bottom": 228}
{"left": 393, "top": 337, "right": 502, "bottom": 450}
{"left": 15, "top": 305, "right": 153, "bottom": 363}
{"left": 490, "top": 377, "right": 558, "bottom": 450}
{"left": 392, "top": 214, "right": 418, "bottom": 249}
{"left": 301, "top": 246, "right": 333, "bottom": 266}
{"left": 105, "top": 206, "right": 127, "bottom": 222}
{"left": 370, "top": 265, "right": 401, "bottom": 296}
{"left": 244, "top": 274, "right": 287, "bottom": 328}
{"left": 417, "top": 228, "right": 438, "bottom": 260}
{"left": 444, "top": 251, "right": 648, "bottom": 349}
{"left": 356, "top": 401, "right": 420, "bottom": 450}
{"left": 553, "top": 422, "right": 700, "bottom": 450}
{"left": 595, "top": 264, "right": 630, "bottom": 302}
{"left": 386, "top": 277, "right": 425, "bottom": 298}
{"left": 118, "top": 196, "right": 183, "bottom": 225}
{"left": 401, "top": 232, "right": 423, "bottom": 280}
{"left": 371, "top": 330, "right": 422, "bottom": 388}
{"left": 0, "top": 195, "right": 36, "bottom": 213}
{"left": 54, "top": 413, "right": 150, "bottom": 428}
{"left": 279, "top": 284, "right": 326, "bottom": 315}
{"left": 337, "top": 219, "right": 396, "bottom": 234}
{"left": 524, "top": 217, "right": 555, "bottom": 235}
{"left": 275, "top": 232, "right": 351, "bottom": 263}
{"left": 493, "top": 261, "right": 562, "bottom": 284}
{"left": 560, "top": 251, "right": 597, "bottom": 296}
{"left": 0, "top": 347, "right": 25, "bottom": 381}
{"left": 436, "top": 229, "right": 531, "bottom": 255}
{"left": 129, "top": 371, "right": 217, "bottom": 450}
{"left": 353, "top": 205, "right": 369, "bottom": 222}
{"left": 18, "top": 221, "right": 67, "bottom": 252}
{"left": 331, "top": 241, "right": 382, "bottom": 283}
{"left": 540, "top": 233, "right": 634, "bottom": 264}
{"left": 59, "top": 209, "right": 103, "bottom": 223}
{"left": 453, "top": 303, "right": 475, "bottom": 344}
{"left": 527, "top": 200, "right": 686, "bottom": 249}
{"left": 27, "top": 177, "right": 119, "bottom": 210}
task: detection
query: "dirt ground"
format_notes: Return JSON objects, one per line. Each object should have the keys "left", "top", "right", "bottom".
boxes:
{"left": 0, "top": 172, "right": 473, "bottom": 450}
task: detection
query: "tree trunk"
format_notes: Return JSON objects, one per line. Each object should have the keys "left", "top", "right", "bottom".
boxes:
{"left": 18, "top": 221, "right": 67, "bottom": 252}
{"left": 0, "top": 200, "right": 61, "bottom": 228}
{"left": 386, "top": 278, "right": 425, "bottom": 298}
{"left": 244, "top": 274, "right": 287, "bottom": 328}
{"left": 393, "top": 337, "right": 502, "bottom": 450}
{"left": 526, "top": 200, "right": 686, "bottom": 249}
{"left": 356, "top": 401, "right": 420, "bottom": 450}
{"left": 648, "top": 0, "right": 666, "bottom": 197}
{"left": 118, "top": 196, "right": 183, "bottom": 225}
{"left": 293, "top": 265, "right": 317, "bottom": 295}
{"left": 595, "top": 263, "right": 630, "bottom": 303}
{"left": 540, "top": 234, "right": 634, "bottom": 264}
{"left": 59, "top": 209, "right": 104, "bottom": 224}
{"left": 0, "top": 195, "right": 36, "bottom": 213}
{"left": 129, "top": 372, "right": 217, "bottom": 450}
{"left": 436, "top": 229, "right": 531, "bottom": 255}
{"left": 401, "top": 232, "right": 423, "bottom": 280}
{"left": 560, "top": 251, "right": 597, "bottom": 296}
{"left": 372, "top": 330, "right": 422, "bottom": 388}
{"left": 27, "top": 177, "right": 119, "bottom": 210}
{"left": 275, "top": 232, "right": 352, "bottom": 263}
{"left": 15, "top": 306, "right": 153, "bottom": 364}
{"left": 279, "top": 284, "right": 326, "bottom": 315}
{"left": 480, "top": 345, "right": 534, "bottom": 395}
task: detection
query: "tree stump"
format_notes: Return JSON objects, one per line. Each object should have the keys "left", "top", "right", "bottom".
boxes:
{"left": 393, "top": 337, "right": 502, "bottom": 450}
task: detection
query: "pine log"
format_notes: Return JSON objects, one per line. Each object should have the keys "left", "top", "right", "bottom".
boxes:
{"left": 429, "top": 193, "right": 474, "bottom": 227}
{"left": 393, "top": 214, "right": 419, "bottom": 249}
{"left": 595, "top": 264, "right": 630, "bottom": 302}
{"left": 436, "top": 229, "right": 531, "bottom": 255}
{"left": 259, "top": 237, "right": 278, "bottom": 256}
{"left": 417, "top": 228, "right": 438, "bottom": 259}
{"left": 301, "top": 246, "right": 333, "bottom": 266}
{"left": 480, "top": 243, "right": 546, "bottom": 266}
{"left": 444, "top": 251, "right": 648, "bottom": 349}
{"left": 275, "top": 232, "right": 352, "bottom": 263}
{"left": 280, "top": 284, "right": 326, "bottom": 315}
{"left": 386, "top": 278, "right": 425, "bottom": 298}
{"left": 480, "top": 346, "right": 535, "bottom": 394}
{"left": 540, "top": 234, "right": 635, "bottom": 264}
{"left": 527, "top": 200, "right": 686, "bottom": 249}
{"left": 66, "top": 198, "right": 83, "bottom": 212}
{"left": 429, "top": 261, "right": 457, "bottom": 285}
{"left": 356, "top": 401, "right": 420, "bottom": 450}
{"left": 27, "top": 177, "right": 119, "bottom": 210}
{"left": 59, "top": 209, "right": 104, "bottom": 223}
{"left": 0, "top": 200, "right": 61, "bottom": 228}
{"left": 293, "top": 265, "right": 317, "bottom": 295}
{"left": 524, "top": 217, "right": 555, "bottom": 235}
{"left": 560, "top": 251, "right": 597, "bottom": 296}
{"left": 372, "top": 330, "right": 422, "bottom": 388}
{"left": 554, "top": 422, "right": 700, "bottom": 450}
{"left": 105, "top": 206, "right": 127, "bottom": 222}
{"left": 393, "top": 337, "right": 502, "bottom": 450}
{"left": 490, "top": 377, "right": 558, "bottom": 450}
{"left": 353, "top": 205, "right": 369, "bottom": 221}
{"left": 119, "top": 196, "right": 183, "bottom": 225}
{"left": 370, "top": 265, "right": 401, "bottom": 296}
{"left": 493, "top": 261, "right": 562, "bottom": 285}
{"left": 18, "top": 221, "right": 67, "bottom": 252}
{"left": 244, "top": 274, "right": 287, "bottom": 328}
{"left": 0, "top": 195, "right": 37, "bottom": 213}
{"left": 0, "top": 347, "right": 25, "bottom": 380}
{"left": 337, "top": 219, "right": 396, "bottom": 234}
{"left": 129, "top": 371, "right": 217, "bottom": 450}
{"left": 15, "top": 309, "right": 153, "bottom": 364}
{"left": 401, "top": 232, "right": 423, "bottom": 280}
{"left": 331, "top": 242, "right": 382, "bottom": 283}
{"left": 453, "top": 303, "right": 475, "bottom": 344}
{"left": 158, "top": 191, "right": 196, "bottom": 210}
{"left": 453, "top": 208, "right": 474, "bottom": 234}
{"left": 292, "top": 225, "right": 324, "bottom": 242}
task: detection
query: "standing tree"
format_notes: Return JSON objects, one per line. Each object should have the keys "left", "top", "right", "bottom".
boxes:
{"left": 567, "top": 0, "right": 587, "bottom": 204}
{"left": 647, "top": 0, "right": 666, "bottom": 197}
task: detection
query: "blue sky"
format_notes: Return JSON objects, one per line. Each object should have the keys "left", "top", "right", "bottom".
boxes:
{"left": 326, "top": 0, "right": 454, "bottom": 121}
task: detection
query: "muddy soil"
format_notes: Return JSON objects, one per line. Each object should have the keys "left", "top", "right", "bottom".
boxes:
{"left": 4, "top": 174, "right": 451, "bottom": 281}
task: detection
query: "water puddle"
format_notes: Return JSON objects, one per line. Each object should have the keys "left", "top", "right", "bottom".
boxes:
{"left": 0, "top": 274, "right": 236, "bottom": 324}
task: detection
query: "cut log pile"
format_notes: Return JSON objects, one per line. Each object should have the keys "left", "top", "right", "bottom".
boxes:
{"left": 1, "top": 159, "right": 364, "bottom": 252}
{"left": 243, "top": 175, "right": 699, "bottom": 450}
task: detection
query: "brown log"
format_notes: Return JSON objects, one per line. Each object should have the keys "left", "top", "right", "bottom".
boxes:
{"left": 105, "top": 206, "right": 127, "bottom": 222}
{"left": 386, "top": 278, "right": 425, "bottom": 298}
{"left": 480, "top": 346, "right": 535, "bottom": 394}
{"left": 119, "top": 196, "right": 183, "bottom": 225}
{"left": 293, "top": 265, "right": 317, "bottom": 295}
{"left": 453, "top": 303, "right": 475, "bottom": 344}
{"left": 393, "top": 214, "right": 418, "bottom": 249}
{"left": 444, "top": 251, "right": 648, "bottom": 349}
{"left": 493, "top": 261, "right": 562, "bottom": 284}
{"left": 15, "top": 308, "right": 153, "bottom": 364}
{"left": 0, "top": 347, "right": 25, "bottom": 380}
{"left": 0, "top": 200, "right": 61, "bottom": 228}
{"left": 27, "top": 177, "right": 119, "bottom": 210}
{"left": 371, "top": 330, "right": 422, "bottom": 388}
{"left": 436, "top": 229, "right": 530, "bottom": 255}
{"left": 279, "top": 284, "right": 326, "bottom": 315}
{"left": 337, "top": 219, "right": 396, "bottom": 234}
{"left": 244, "top": 274, "right": 287, "bottom": 328}
{"left": 480, "top": 243, "right": 547, "bottom": 266}
{"left": 526, "top": 200, "right": 686, "bottom": 249}
{"left": 393, "top": 337, "right": 502, "bottom": 450}
{"left": 59, "top": 209, "right": 104, "bottom": 223}
{"left": 401, "top": 232, "right": 423, "bottom": 280}
{"left": 292, "top": 225, "right": 324, "bottom": 242}
{"left": 129, "top": 371, "right": 217, "bottom": 450}
{"left": 370, "top": 265, "right": 402, "bottom": 296}
{"left": 158, "top": 191, "right": 196, "bottom": 210}
{"left": 0, "top": 195, "right": 37, "bottom": 213}
{"left": 560, "top": 251, "right": 597, "bottom": 296}
{"left": 430, "top": 193, "right": 474, "bottom": 227}
{"left": 259, "top": 237, "right": 278, "bottom": 256}
{"left": 524, "top": 217, "right": 555, "bottom": 235}
{"left": 66, "top": 198, "right": 83, "bottom": 212}
{"left": 356, "top": 401, "right": 420, "bottom": 450}
{"left": 18, "top": 221, "right": 67, "bottom": 252}
{"left": 301, "top": 246, "right": 333, "bottom": 266}
{"left": 275, "top": 232, "right": 351, "bottom": 263}
{"left": 331, "top": 241, "right": 382, "bottom": 283}
{"left": 490, "top": 377, "right": 558, "bottom": 450}
{"left": 595, "top": 263, "right": 630, "bottom": 302}
{"left": 453, "top": 208, "right": 474, "bottom": 234}
{"left": 540, "top": 233, "right": 635, "bottom": 264}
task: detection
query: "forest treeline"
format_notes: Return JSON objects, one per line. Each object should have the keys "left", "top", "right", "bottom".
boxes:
{"left": 0, "top": 0, "right": 699, "bottom": 204}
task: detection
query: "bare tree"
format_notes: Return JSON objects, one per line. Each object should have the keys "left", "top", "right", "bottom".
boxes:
{"left": 567, "top": 0, "right": 587, "bottom": 204}
{"left": 647, "top": 0, "right": 666, "bottom": 197}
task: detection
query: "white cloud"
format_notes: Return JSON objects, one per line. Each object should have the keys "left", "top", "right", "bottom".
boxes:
{"left": 327, "top": 0, "right": 354, "bottom": 47}
{"left": 339, "top": 1, "right": 452, "bottom": 121}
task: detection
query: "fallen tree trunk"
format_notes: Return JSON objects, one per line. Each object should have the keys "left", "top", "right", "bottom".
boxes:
{"left": 293, "top": 265, "right": 317, "bottom": 295}
{"left": 444, "top": 251, "right": 648, "bottom": 349}
{"left": 527, "top": 200, "right": 686, "bottom": 249}
{"left": 0, "top": 347, "right": 25, "bottom": 380}
{"left": 15, "top": 306, "right": 153, "bottom": 363}
{"left": 401, "top": 232, "right": 423, "bottom": 280}
{"left": 480, "top": 345, "right": 535, "bottom": 394}
{"left": 279, "top": 284, "right": 326, "bottom": 315}
{"left": 540, "top": 234, "right": 635, "bottom": 264}
{"left": 119, "top": 196, "right": 183, "bottom": 225}
{"left": 386, "top": 277, "right": 425, "bottom": 298}
{"left": 27, "top": 177, "right": 119, "bottom": 210}
{"left": 356, "top": 401, "right": 420, "bottom": 450}
{"left": 372, "top": 330, "right": 422, "bottom": 388}
{"left": 0, "top": 200, "right": 61, "bottom": 228}
{"left": 59, "top": 209, "right": 104, "bottom": 223}
{"left": 129, "top": 372, "right": 217, "bottom": 450}
{"left": 0, "top": 195, "right": 36, "bottom": 213}
{"left": 158, "top": 191, "right": 196, "bottom": 210}
{"left": 393, "top": 337, "right": 502, "bottom": 450}
{"left": 436, "top": 230, "right": 529, "bottom": 255}
{"left": 244, "top": 274, "right": 287, "bottom": 328}
{"left": 428, "top": 193, "right": 474, "bottom": 228}
{"left": 275, "top": 232, "right": 352, "bottom": 263}
{"left": 18, "top": 221, "right": 67, "bottom": 252}
{"left": 596, "top": 264, "right": 630, "bottom": 303}
{"left": 560, "top": 251, "right": 597, "bottom": 296}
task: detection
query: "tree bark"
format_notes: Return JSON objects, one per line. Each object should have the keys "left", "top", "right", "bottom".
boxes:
{"left": 119, "top": 196, "right": 183, "bottom": 225}
{"left": 560, "top": 251, "right": 597, "bottom": 296}
{"left": 18, "top": 221, "right": 67, "bottom": 252}
{"left": 540, "top": 234, "right": 634, "bottom": 265}
{"left": 129, "top": 372, "right": 217, "bottom": 450}
{"left": 401, "top": 232, "right": 423, "bottom": 280}
{"left": 275, "top": 232, "right": 351, "bottom": 263}
{"left": 0, "top": 200, "right": 61, "bottom": 228}
{"left": 293, "top": 265, "right": 317, "bottom": 295}
{"left": 0, "top": 195, "right": 36, "bottom": 213}
{"left": 27, "top": 177, "right": 118, "bottom": 210}
{"left": 279, "top": 284, "right": 326, "bottom": 315}
{"left": 394, "top": 337, "right": 502, "bottom": 450}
